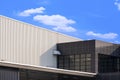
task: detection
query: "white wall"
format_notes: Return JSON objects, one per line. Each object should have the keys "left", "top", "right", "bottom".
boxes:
{"left": 0, "top": 15, "right": 81, "bottom": 68}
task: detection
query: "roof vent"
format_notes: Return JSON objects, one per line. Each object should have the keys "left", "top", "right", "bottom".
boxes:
{"left": 53, "top": 50, "right": 61, "bottom": 55}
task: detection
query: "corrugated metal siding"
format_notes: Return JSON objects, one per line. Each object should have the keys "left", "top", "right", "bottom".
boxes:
{"left": 0, "top": 67, "right": 19, "bottom": 80}
{"left": 0, "top": 15, "right": 80, "bottom": 68}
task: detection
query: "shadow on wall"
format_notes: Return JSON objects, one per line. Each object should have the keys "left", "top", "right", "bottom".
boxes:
{"left": 39, "top": 45, "right": 58, "bottom": 68}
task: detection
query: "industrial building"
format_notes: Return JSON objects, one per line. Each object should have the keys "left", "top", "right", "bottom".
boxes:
{"left": 0, "top": 15, "right": 120, "bottom": 80}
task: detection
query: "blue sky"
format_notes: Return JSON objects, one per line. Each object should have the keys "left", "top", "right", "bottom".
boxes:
{"left": 1, "top": 0, "right": 120, "bottom": 43}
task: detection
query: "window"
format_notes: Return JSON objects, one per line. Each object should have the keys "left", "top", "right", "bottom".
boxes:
{"left": 98, "top": 54, "right": 119, "bottom": 73}
{"left": 58, "top": 53, "right": 92, "bottom": 72}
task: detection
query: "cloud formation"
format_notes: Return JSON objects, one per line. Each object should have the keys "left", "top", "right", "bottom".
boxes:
{"left": 114, "top": 0, "right": 120, "bottom": 10}
{"left": 18, "top": 7, "right": 76, "bottom": 32}
{"left": 86, "top": 31, "right": 118, "bottom": 39}
{"left": 18, "top": 7, "right": 45, "bottom": 16}
{"left": 115, "top": 40, "right": 120, "bottom": 43}
{"left": 40, "top": 1, "right": 50, "bottom": 5}
{"left": 33, "top": 15, "right": 76, "bottom": 32}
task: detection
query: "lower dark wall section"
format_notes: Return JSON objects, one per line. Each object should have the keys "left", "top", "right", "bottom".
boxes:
{"left": 19, "top": 69, "right": 95, "bottom": 80}
{"left": 58, "top": 74, "right": 96, "bottom": 80}
{"left": 19, "top": 69, "right": 58, "bottom": 80}
{"left": 98, "top": 73, "right": 120, "bottom": 80}
{"left": 1, "top": 66, "right": 120, "bottom": 80}
{"left": 0, "top": 66, "right": 95, "bottom": 80}
{"left": 0, "top": 66, "right": 19, "bottom": 80}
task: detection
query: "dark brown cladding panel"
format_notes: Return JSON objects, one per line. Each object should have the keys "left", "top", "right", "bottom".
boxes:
{"left": 57, "top": 40, "right": 95, "bottom": 55}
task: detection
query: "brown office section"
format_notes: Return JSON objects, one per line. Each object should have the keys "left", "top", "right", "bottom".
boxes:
{"left": 57, "top": 40, "right": 120, "bottom": 80}
{"left": 57, "top": 40, "right": 96, "bottom": 73}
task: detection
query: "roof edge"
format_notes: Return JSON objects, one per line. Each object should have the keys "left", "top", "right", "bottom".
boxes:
{"left": 0, "top": 15, "right": 81, "bottom": 41}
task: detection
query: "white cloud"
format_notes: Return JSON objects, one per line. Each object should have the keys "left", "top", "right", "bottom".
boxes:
{"left": 40, "top": 1, "right": 50, "bottom": 5}
{"left": 114, "top": 0, "right": 120, "bottom": 10}
{"left": 115, "top": 40, "right": 120, "bottom": 43}
{"left": 86, "top": 31, "right": 118, "bottom": 39}
{"left": 18, "top": 7, "right": 45, "bottom": 17}
{"left": 33, "top": 15, "right": 76, "bottom": 32}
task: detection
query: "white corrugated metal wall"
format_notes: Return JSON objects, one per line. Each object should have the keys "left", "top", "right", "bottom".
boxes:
{"left": 0, "top": 15, "right": 80, "bottom": 68}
